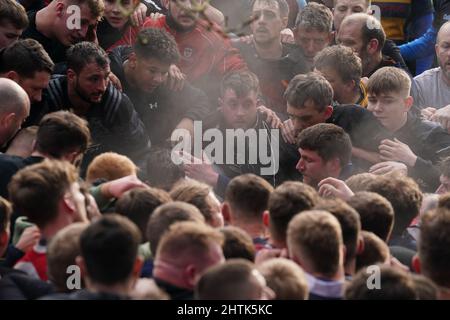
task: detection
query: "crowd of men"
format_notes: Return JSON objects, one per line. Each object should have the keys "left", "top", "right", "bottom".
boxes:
{"left": 1, "top": 0, "right": 450, "bottom": 300}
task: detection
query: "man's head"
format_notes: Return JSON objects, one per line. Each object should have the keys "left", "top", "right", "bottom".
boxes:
{"left": 170, "top": 179, "right": 223, "bottom": 228}
{"left": 0, "top": 39, "right": 54, "bottom": 103}
{"left": 332, "top": 0, "right": 371, "bottom": 33}
{"left": 345, "top": 265, "right": 417, "bottom": 300}
{"left": 196, "top": 259, "right": 274, "bottom": 300}
{"left": 366, "top": 173, "right": 422, "bottom": 238}
{"left": 250, "top": 0, "right": 289, "bottom": 46}
{"left": 314, "top": 45, "right": 362, "bottom": 104}
{"left": 146, "top": 201, "right": 205, "bottom": 255}
{"left": 0, "top": 78, "right": 30, "bottom": 147}
{"left": 154, "top": 221, "right": 225, "bottom": 290}
{"left": 47, "top": 223, "right": 87, "bottom": 292}
{"left": 268, "top": 181, "right": 319, "bottom": 248}
{"left": 284, "top": 72, "right": 334, "bottom": 133}
{"left": 164, "top": 0, "right": 205, "bottom": 31}
{"left": 115, "top": 187, "right": 172, "bottom": 242}
{"left": 347, "top": 191, "right": 394, "bottom": 242}
{"left": 219, "top": 71, "right": 260, "bottom": 130}
{"left": 78, "top": 214, "right": 142, "bottom": 290}
{"left": 129, "top": 28, "right": 180, "bottom": 93}
{"left": 0, "top": 0, "right": 28, "bottom": 49}
{"left": 223, "top": 174, "right": 274, "bottom": 228}
{"left": 416, "top": 208, "right": 450, "bottom": 295}
{"left": 355, "top": 231, "right": 389, "bottom": 272}
{"left": 294, "top": 2, "right": 334, "bottom": 63}
{"left": 66, "top": 41, "right": 110, "bottom": 104}
{"left": 437, "top": 156, "right": 450, "bottom": 195}
{"left": 436, "top": 22, "right": 450, "bottom": 85}
{"left": 0, "top": 197, "right": 12, "bottom": 257}
{"left": 8, "top": 159, "right": 86, "bottom": 230}
{"left": 287, "top": 210, "right": 345, "bottom": 279}
{"left": 35, "top": 111, "right": 91, "bottom": 163}
{"left": 257, "top": 258, "right": 309, "bottom": 300}
{"left": 296, "top": 123, "right": 352, "bottom": 188}
{"left": 366, "top": 67, "right": 412, "bottom": 132}
{"left": 220, "top": 226, "right": 256, "bottom": 262}
{"left": 86, "top": 152, "right": 137, "bottom": 183}
{"left": 315, "top": 199, "right": 362, "bottom": 274}
{"left": 45, "top": 0, "right": 104, "bottom": 46}
{"left": 337, "top": 13, "right": 385, "bottom": 75}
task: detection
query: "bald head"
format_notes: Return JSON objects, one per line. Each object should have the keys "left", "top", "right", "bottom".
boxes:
{"left": 436, "top": 22, "right": 450, "bottom": 82}
{"left": 0, "top": 78, "right": 30, "bottom": 146}
{"left": 437, "top": 21, "right": 450, "bottom": 44}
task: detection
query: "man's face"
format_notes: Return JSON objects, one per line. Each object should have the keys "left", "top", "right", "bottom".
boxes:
{"left": 56, "top": 3, "right": 98, "bottom": 46}
{"left": 67, "top": 182, "right": 87, "bottom": 221}
{"left": 17, "top": 71, "right": 51, "bottom": 103}
{"left": 295, "top": 27, "right": 332, "bottom": 62}
{"left": 314, "top": 66, "right": 351, "bottom": 103}
{"left": 104, "top": 0, "right": 134, "bottom": 30}
{"left": 134, "top": 56, "right": 170, "bottom": 93}
{"left": 250, "top": 0, "right": 285, "bottom": 45}
{"left": 168, "top": 0, "right": 203, "bottom": 31}
{"left": 296, "top": 148, "right": 334, "bottom": 188}
{"left": 367, "top": 91, "right": 410, "bottom": 132}
{"left": 286, "top": 100, "right": 331, "bottom": 134}
{"left": 337, "top": 21, "right": 366, "bottom": 59}
{"left": 0, "top": 22, "right": 23, "bottom": 49}
{"left": 207, "top": 192, "right": 224, "bottom": 228}
{"left": 70, "top": 62, "right": 110, "bottom": 104}
{"left": 436, "top": 25, "right": 450, "bottom": 83}
{"left": 436, "top": 175, "right": 450, "bottom": 195}
{"left": 220, "top": 88, "right": 258, "bottom": 130}
{"left": 333, "top": 0, "right": 368, "bottom": 32}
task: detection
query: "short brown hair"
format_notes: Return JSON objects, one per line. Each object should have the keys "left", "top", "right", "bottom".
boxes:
{"left": 419, "top": 208, "right": 450, "bottom": 289}
{"left": 80, "top": 214, "right": 141, "bottom": 285}
{"left": 146, "top": 201, "right": 205, "bottom": 255}
{"left": 287, "top": 210, "right": 343, "bottom": 278}
{"left": 220, "top": 226, "right": 256, "bottom": 262}
{"left": 0, "top": 196, "right": 12, "bottom": 233}
{"left": 156, "top": 221, "right": 224, "bottom": 263}
{"left": 225, "top": 174, "right": 274, "bottom": 222}
{"left": 0, "top": 0, "right": 28, "bottom": 29}
{"left": 8, "top": 160, "right": 78, "bottom": 228}
{"left": 345, "top": 265, "right": 417, "bottom": 300}
{"left": 36, "top": 111, "right": 91, "bottom": 158}
{"left": 284, "top": 72, "right": 333, "bottom": 111}
{"left": 252, "top": 0, "right": 290, "bottom": 19}
{"left": 355, "top": 231, "right": 389, "bottom": 272}
{"left": 345, "top": 173, "right": 376, "bottom": 192}
{"left": 68, "top": 0, "right": 104, "bottom": 20}
{"left": 297, "top": 123, "right": 352, "bottom": 166}
{"left": 221, "top": 70, "right": 260, "bottom": 98}
{"left": 366, "top": 173, "right": 422, "bottom": 237}
{"left": 170, "top": 180, "right": 217, "bottom": 225}
{"left": 295, "top": 2, "right": 333, "bottom": 32}
{"left": 0, "top": 39, "right": 53, "bottom": 78}
{"left": 314, "top": 199, "right": 361, "bottom": 268}
{"left": 134, "top": 28, "right": 180, "bottom": 65}
{"left": 314, "top": 45, "right": 362, "bottom": 86}
{"left": 348, "top": 191, "right": 394, "bottom": 242}
{"left": 115, "top": 187, "right": 172, "bottom": 242}
{"left": 268, "top": 181, "right": 319, "bottom": 245}
{"left": 86, "top": 152, "right": 137, "bottom": 183}
{"left": 367, "top": 66, "right": 411, "bottom": 97}
{"left": 258, "top": 258, "right": 308, "bottom": 300}
{"left": 47, "top": 223, "right": 87, "bottom": 292}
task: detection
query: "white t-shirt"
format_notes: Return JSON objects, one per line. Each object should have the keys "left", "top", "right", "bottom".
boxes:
{"left": 412, "top": 67, "right": 450, "bottom": 109}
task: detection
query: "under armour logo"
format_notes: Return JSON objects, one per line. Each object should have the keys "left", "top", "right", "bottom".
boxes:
{"left": 149, "top": 102, "right": 158, "bottom": 110}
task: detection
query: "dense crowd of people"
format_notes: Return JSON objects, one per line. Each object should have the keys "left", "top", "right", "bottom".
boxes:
{"left": 1, "top": 0, "right": 450, "bottom": 300}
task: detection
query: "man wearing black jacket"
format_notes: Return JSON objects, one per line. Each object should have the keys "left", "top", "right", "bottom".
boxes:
{"left": 108, "top": 28, "right": 210, "bottom": 147}
{"left": 30, "top": 42, "right": 150, "bottom": 171}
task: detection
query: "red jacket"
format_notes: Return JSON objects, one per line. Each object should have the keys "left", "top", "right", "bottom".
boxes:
{"left": 112, "top": 16, "right": 247, "bottom": 84}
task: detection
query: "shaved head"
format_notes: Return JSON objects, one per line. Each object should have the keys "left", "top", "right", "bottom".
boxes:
{"left": 437, "top": 21, "right": 450, "bottom": 44}
{"left": 0, "top": 77, "right": 30, "bottom": 146}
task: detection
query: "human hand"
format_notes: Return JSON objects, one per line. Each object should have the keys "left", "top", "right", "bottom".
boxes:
{"left": 15, "top": 226, "right": 40, "bottom": 253}
{"left": 378, "top": 139, "right": 417, "bottom": 167}
{"left": 369, "top": 161, "right": 408, "bottom": 176}
{"left": 318, "top": 177, "right": 354, "bottom": 201}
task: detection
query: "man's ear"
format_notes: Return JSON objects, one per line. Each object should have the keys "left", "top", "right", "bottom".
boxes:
{"left": 367, "top": 38, "right": 380, "bottom": 54}
{"left": 412, "top": 254, "right": 421, "bottom": 274}
{"left": 324, "top": 105, "right": 334, "bottom": 119}
{"left": 218, "top": 97, "right": 224, "bottom": 110}
{"left": 221, "top": 202, "right": 231, "bottom": 224}
{"left": 132, "top": 256, "right": 144, "bottom": 278}
{"left": 184, "top": 264, "right": 197, "bottom": 289}
{"left": 404, "top": 96, "right": 413, "bottom": 112}
{"left": 0, "top": 230, "right": 9, "bottom": 249}
{"left": 281, "top": 16, "right": 289, "bottom": 29}
{"left": 327, "top": 31, "right": 335, "bottom": 45}
{"left": 5, "top": 70, "right": 20, "bottom": 83}
{"left": 1, "top": 113, "right": 16, "bottom": 129}
{"left": 67, "top": 69, "right": 76, "bottom": 82}
{"left": 262, "top": 210, "right": 270, "bottom": 228}
{"left": 55, "top": 1, "right": 65, "bottom": 17}
{"left": 356, "top": 233, "right": 365, "bottom": 255}
{"left": 62, "top": 192, "right": 76, "bottom": 213}
{"left": 128, "top": 52, "right": 137, "bottom": 68}
{"left": 76, "top": 255, "right": 87, "bottom": 279}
